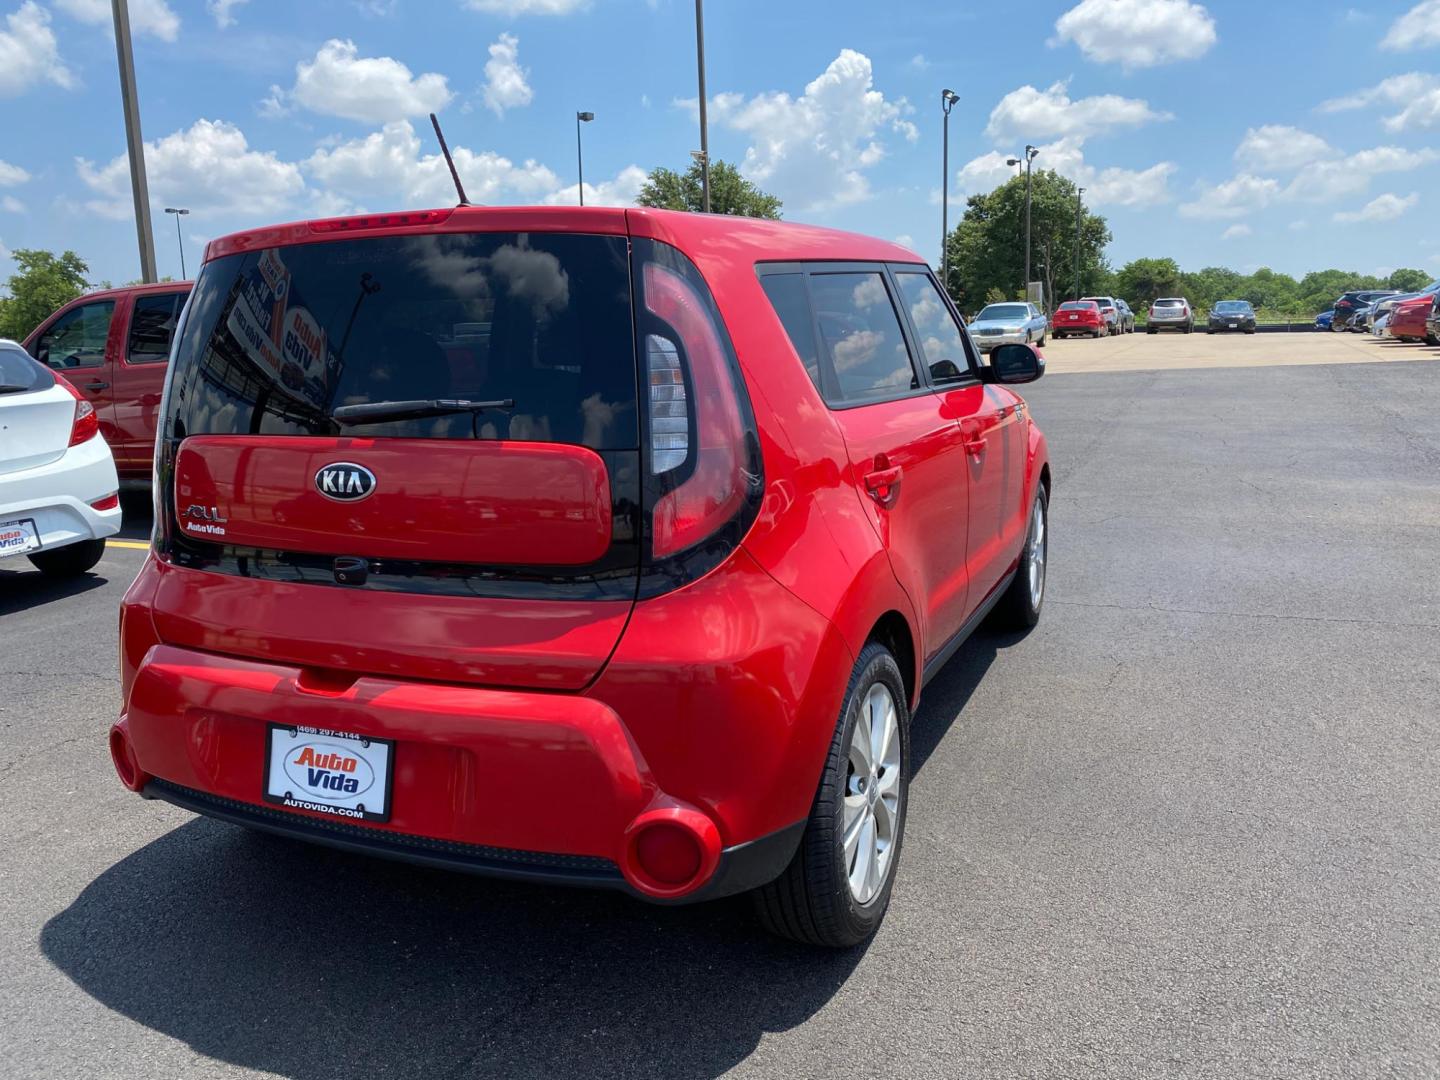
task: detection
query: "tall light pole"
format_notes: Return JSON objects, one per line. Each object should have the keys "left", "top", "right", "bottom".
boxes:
{"left": 111, "top": 0, "right": 156, "bottom": 283}
{"left": 575, "top": 111, "right": 594, "bottom": 206}
{"left": 1023, "top": 145, "right": 1038, "bottom": 302}
{"left": 940, "top": 89, "right": 958, "bottom": 293}
{"left": 163, "top": 207, "right": 188, "bottom": 279}
{"left": 694, "top": 0, "right": 711, "bottom": 212}
{"left": 1074, "top": 187, "right": 1085, "bottom": 300}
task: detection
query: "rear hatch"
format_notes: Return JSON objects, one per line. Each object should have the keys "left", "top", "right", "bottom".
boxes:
{"left": 156, "top": 223, "right": 641, "bottom": 690}
{"left": 0, "top": 350, "right": 71, "bottom": 475}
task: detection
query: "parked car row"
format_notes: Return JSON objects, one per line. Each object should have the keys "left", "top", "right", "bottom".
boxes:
{"left": 90, "top": 206, "right": 1051, "bottom": 949}
{"left": 1325, "top": 280, "right": 1440, "bottom": 344}
{"left": 1048, "top": 295, "right": 1136, "bottom": 338}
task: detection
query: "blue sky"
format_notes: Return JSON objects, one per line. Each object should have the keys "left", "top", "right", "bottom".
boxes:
{"left": 3, "top": 0, "right": 1440, "bottom": 286}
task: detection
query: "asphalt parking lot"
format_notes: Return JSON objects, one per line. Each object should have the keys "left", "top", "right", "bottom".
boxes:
{"left": 3, "top": 331, "right": 1437, "bottom": 1079}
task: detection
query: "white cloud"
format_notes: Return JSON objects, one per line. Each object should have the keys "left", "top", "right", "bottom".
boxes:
{"left": 482, "top": 32, "right": 532, "bottom": 115}
{"left": 1285, "top": 145, "right": 1437, "bottom": 202}
{"left": 893, "top": 234, "right": 915, "bottom": 248}
{"left": 1320, "top": 73, "right": 1440, "bottom": 132}
{"left": 688, "top": 49, "right": 918, "bottom": 211}
{"left": 1334, "top": 191, "right": 1419, "bottom": 223}
{"left": 1178, "top": 173, "right": 1281, "bottom": 219}
{"left": 0, "top": 2, "right": 74, "bottom": 96}
{"left": 1, "top": 195, "right": 23, "bottom": 213}
{"left": 542, "top": 164, "right": 648, "bottom": 207}
{"left": 1289, "top": 219, "right": 1309, "bottom": 231}
{"left": 305, "top": 119, "right": 561, "bottom": 208}
{"left": 270, "top": 39, "right": 454, "bottom": 123}
{"left": 909, "top": 54, "right": 930, "bottom": 71}
{"left": 77, "top": 118, "right": 304, "bottom": 219}
{"left": 463, "top": 0, "right": 588, "bottom": 12}
{"left": 55, "top": 0, "right": 179, "bottom": 41}
{"left": 1222, "top": 223, "right": 1251, "bottom": 239}
{"left": 1052, "top": 0, "right": 1217, "bottom": 69}
{"left": 1234, "top": 125, "right": 1337, "bottom": 172}
{"left": 0, "top": 159, "right": 29, "bottom": 185}
{"left": 1381, "top": 0, "right": 1440, "bottom": 51}
{"left": 986, "top": 81, "right": 1169, "bottom": 142}
{"left": 208, "top": 0, "right": 248, "bottom": 28}
{"left": 955, "top": 136, "right": 1176, "bottom": 208}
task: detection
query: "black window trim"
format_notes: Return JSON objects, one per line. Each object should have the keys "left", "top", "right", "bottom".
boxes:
{"left": 124, "top": 289, "right": 188, "bottom": 366}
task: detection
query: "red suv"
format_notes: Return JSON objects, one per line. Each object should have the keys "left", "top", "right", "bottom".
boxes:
{"left": 112, "top": 207, "right": 1050, "bottom": 946}
{"left": 24, "top": 281, "right": 192, "bottom": 486}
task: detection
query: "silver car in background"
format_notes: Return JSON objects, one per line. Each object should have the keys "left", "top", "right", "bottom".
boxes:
{"left": 1081, "top": 296, "right": 1122, "bottom": 334}
{"left": 969, "top": 301, "right": 1048, "bottom": 352}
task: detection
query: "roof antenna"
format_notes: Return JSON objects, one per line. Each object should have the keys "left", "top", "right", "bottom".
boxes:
{"left": 429, "top": 112, "right": 470, "bottom": 207}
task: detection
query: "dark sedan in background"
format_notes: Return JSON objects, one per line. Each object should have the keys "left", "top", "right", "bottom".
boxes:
{"left": 1207, "top": 300, "right": 1257, "bottom": 334}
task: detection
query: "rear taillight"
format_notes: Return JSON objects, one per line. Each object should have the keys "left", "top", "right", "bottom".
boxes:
{"left": 634, "top": 241, "right": 762, "bottom": 575}
{"left": 54, "top": 373, "right": 99, "bottom": 446}
{"left": 90, "top": 492, "right": 120, "bottom": 511}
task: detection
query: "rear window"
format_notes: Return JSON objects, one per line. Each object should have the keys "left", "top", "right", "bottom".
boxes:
{"left": 1058, "top": 301, "right": 1095, "bottom": 311}
{"left": 1154, "top": 299, "right": 1185, "bottom": 308}
{"left": 169, "top": 232, "right": 637, "bottom": 448}
{"left": 0, "top": 344, "right": 52, "bottom": 393}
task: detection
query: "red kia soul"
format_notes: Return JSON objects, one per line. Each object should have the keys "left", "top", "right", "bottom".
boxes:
{"left": 113, "top": 206, "right": 1050, "bottom": 947}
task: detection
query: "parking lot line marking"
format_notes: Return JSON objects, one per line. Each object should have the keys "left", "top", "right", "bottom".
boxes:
{"left": 106, "top": 540, "right": 151, "bottom": 550}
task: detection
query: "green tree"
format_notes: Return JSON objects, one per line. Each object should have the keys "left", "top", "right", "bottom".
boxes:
{"left": 1388, "top": 267, "right": 1430, "bottom": 292}
{"left": 636, "top": 159, "right": 782, "bottom": 219}
{"left": 944, "top": 170, "right": 1110, "bottom": 312}
{"left": 1115, "top": 257, "right": 1184, "bottom": 306}
{"left": 0, "top": 250, "right": 91, "bottom": 341}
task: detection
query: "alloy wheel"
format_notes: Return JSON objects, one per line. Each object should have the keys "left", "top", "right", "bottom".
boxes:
{"left": 843, "top": 683, "right": 902, "bottom": 904}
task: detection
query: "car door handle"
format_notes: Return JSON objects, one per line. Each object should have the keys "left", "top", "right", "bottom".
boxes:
{"left": 863, "top": 465, "right": 903, "bottom": 509}
{"left": 83, "top": 380, "right": 110, "bottom": 391}
{"left": 963, "top": 435, "right": 987, "bottom": 457}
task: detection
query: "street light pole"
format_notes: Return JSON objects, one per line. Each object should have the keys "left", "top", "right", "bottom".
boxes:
{"left": 1023, "top": 144, "right": 1038, "bottom": 303}
{"left": 111, "top": 0, "right": 156, "bottom": 283}
{"left": 694, "top": 0, "right": 711, "bottom": 212}
{"left": 163, "top": 207, "right": 188, "bottom": 279}
{"left": 575, "top": 111, "right": 594, "bottom": 206}
{"left": 1074, "top": 187, "right": 1085, "bottom": 300}
{"left": 940, "top": 89, "right": 958, "bottom": 294}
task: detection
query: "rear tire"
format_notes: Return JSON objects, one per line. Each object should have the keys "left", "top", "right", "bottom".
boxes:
{"left": 27, "top": 538, "right": 106, "bottom": 577}
{"left": 753, "top": 642, "right": 910, "bottom": 949}
{"left": 990, "top": 485, "right": 1048, "bottom": 631}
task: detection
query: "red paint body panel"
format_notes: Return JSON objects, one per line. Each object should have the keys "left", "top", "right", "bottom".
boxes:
{"left": 1389, "top": 297, "right": 1431, "bottom": 340}
{"left": 174, "top": 435, "right": 613, "bottom": 565}
{"left": 145, "top": 558, "right": 630, "bottom": 692}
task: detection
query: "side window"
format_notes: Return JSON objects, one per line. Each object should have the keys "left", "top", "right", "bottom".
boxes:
{"left": 758, "top": 273, "right": 823, "bottom": 393}
{"left": 34, "top": 301, "right": 115, "bottom": 370}
{"left": 893, "top": 271, "right": 976, "bottom": 386}
{"left": 807, "top": 271, "right": 918, "bottom": 403}
{"left": 127, "top": 292, "right": 183, "bottom": 364}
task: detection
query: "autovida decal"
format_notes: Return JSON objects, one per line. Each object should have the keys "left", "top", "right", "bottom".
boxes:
{"left": 283, "top": 742, "right": 375, "bottom": 801}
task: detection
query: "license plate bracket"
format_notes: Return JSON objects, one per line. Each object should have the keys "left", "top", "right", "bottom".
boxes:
{"left": 264, "top": 724, "right": 394, "bottom": 822}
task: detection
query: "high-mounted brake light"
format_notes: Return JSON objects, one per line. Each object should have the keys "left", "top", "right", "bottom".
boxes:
{"left": 641, "top": 259, "right": 753, "bottom": 559}
{"left": 309, "top": 210, "right": 454, "bottom": 234}
{"left": 54, "top": 373, "right": 98, "bottom": 447}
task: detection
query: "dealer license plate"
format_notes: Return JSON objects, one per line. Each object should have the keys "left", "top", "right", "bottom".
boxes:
{"left": 0, "top": 518, "right": 40, "bottom": 558}
{"left": 1229, "top": 323, "right": 1238, "bottom": 329}
{"left": 264, "top": 724, "right": 394, "bottom": 822}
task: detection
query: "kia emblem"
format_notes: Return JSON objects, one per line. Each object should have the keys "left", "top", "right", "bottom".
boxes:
{"left": 315, "top": 462, "right": 376, "bottom": 502}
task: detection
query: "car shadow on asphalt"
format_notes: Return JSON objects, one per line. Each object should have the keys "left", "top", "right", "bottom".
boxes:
{"left": 40, "top": 817, "right": 865, "bottom": 1079}
{"left": 0, "top": 568, "right": 109, "bottom": 616}
{"left": 910, "top": 627, "right": 1028, "bottom": 776}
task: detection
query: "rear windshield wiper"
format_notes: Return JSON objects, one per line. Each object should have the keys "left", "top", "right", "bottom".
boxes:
{"left": 331, "top": 398, "right": 515, "bottom": 425}
{"left": 0, "top": 383, "right": 34, "bottom": 394}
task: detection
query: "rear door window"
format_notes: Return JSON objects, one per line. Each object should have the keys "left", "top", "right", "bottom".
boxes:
{"left": 34, "top": 300, "right": 115, "bottom": 370}
{"left": 169, "top": 233, "right": 637, "bottom": 447}
{"left": 127, "top": 292, "right": 185, "bottom": 364}
{"left": 806, "top": 271, "right": 918, "bottom": 403}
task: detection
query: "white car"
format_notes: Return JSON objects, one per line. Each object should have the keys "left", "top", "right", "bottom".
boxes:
{"left": 0, "top": 339, "right": 121, "bottom": 576}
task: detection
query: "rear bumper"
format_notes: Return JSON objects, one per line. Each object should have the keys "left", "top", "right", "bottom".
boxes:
{"left": 0, "top": 435, "right": 120, "bottom": 556}
{"left": 116, "top": 642, "right": 795, "bottom": 901}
